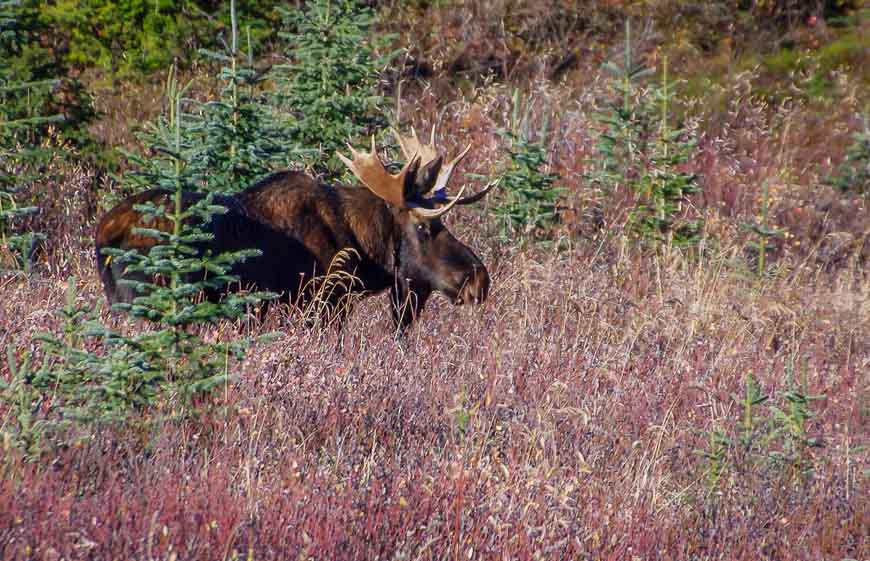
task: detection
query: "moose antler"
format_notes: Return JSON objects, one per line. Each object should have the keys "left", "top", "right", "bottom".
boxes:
{"left": 392, "top": 126, "right": 472, "bottom": 201}
{"left": 339, "top": 130, "right": 496, "bottom": 219}
{"left": 394, "top": 126, "right": 438, "bottom": 167}
{"left": 433, "top": 178, "right": 500, "bottom": 206}
{"left": 337, "top": 136, "right": 420, "bottom": 208}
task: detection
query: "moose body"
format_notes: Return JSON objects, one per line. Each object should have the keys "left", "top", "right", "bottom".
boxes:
{"left": 95, "top": 131, "right": 493, "bottom": 329}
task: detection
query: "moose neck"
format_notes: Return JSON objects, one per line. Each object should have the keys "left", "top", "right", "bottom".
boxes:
{"left": 335, "top": 185, "right": 402, "bottom": 280}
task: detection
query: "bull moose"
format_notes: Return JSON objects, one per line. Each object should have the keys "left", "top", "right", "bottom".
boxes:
{"left": 95, "top": 128, "right": 495, "bottom": 329}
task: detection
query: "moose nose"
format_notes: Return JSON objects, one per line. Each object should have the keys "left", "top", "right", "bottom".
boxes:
{"left": 458, "top": 265, "right": 490, "bottom": 305}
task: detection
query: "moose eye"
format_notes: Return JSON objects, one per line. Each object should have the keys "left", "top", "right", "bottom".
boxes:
{"left": 415, "top": 223, "right": 430, "bottom": 238}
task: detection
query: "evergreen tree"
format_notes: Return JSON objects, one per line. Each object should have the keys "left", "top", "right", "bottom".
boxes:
{"left": 1, "top": 0, "right": 58, "bottom": 269}
{"left": 95, "top": 6, "right": 276, "bottom": 423}
{"left": 103, "top": 64, "right": 269, "bottom": 353}
{"left": 191, "top": 1, "right": 306, "bottom": 193}
{"left": 826, "top": 112, "right": 870, "bottom": 197}
{"left": 588, "top": 21, "right": 701, "bottom": 246}
{"left": 0, "top": 0, "right": 94, "bottom": 149}
{"left": 270, "top": 0, "right": 397, "bottom": 179}
{"left": 118, "top": 0, "right": 302, "bottom": 200}
{"left": 487, "top": 91, "right": 562, "bottom": 242}
{"left": 16, "top": 67, "right": 275, "bottom": 454}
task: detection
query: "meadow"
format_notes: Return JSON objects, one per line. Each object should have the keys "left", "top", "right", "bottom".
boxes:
{"left": 1, "top": 1, "right": 868, "bottom": 559}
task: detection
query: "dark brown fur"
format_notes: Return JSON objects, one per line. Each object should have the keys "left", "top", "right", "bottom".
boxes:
{"left": 95, "top": 171, "right": 489, "bottom": 329}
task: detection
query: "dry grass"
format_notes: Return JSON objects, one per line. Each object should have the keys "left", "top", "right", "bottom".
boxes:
{"left": 1, "top": 216, "right": 867, "bottom": 558}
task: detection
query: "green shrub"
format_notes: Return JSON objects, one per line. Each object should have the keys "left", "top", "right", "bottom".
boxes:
{"left": 43, "top": 0, "right": 205, "bottom": 75}
{"left": 0, "top": 177, "right": 42, "bottom": 271}
{"left": 190, "top": 3, "right": 306, "bottom": 193}
{"left": 33, "top": 0, "right": 282, "bottom": 78}
{"left": 32, "top": 279, "right": 160, "bottom": 435}
{"left": 0, "top": 345, "right": 46, "bottom": 457}
{"left": 629, "top": 56, "right": 702, "bottom": 245}
{"left": 1, "top": 277, "right": 169, "bottom": 457}
{"left": 104, "top": 68, "right": 269, "bottom": 325}
{"left": 94, "top": 9, "right": 277, "bottom": 424}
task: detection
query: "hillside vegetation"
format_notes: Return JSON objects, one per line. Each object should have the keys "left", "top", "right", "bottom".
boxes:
{"left": 1, "top": 1, "right": 868, "bottom": 559}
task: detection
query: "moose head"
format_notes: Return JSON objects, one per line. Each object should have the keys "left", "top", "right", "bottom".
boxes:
{"left": 337, "top": 128, "right": 496, "bottom": 326}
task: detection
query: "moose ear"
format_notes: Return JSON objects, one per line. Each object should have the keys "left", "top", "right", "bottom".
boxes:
{"left": 400, "top": 155, "right": 422, "bottom": 203}
{"left": 405, "top": 154, "right": 443, "bottom": 201}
